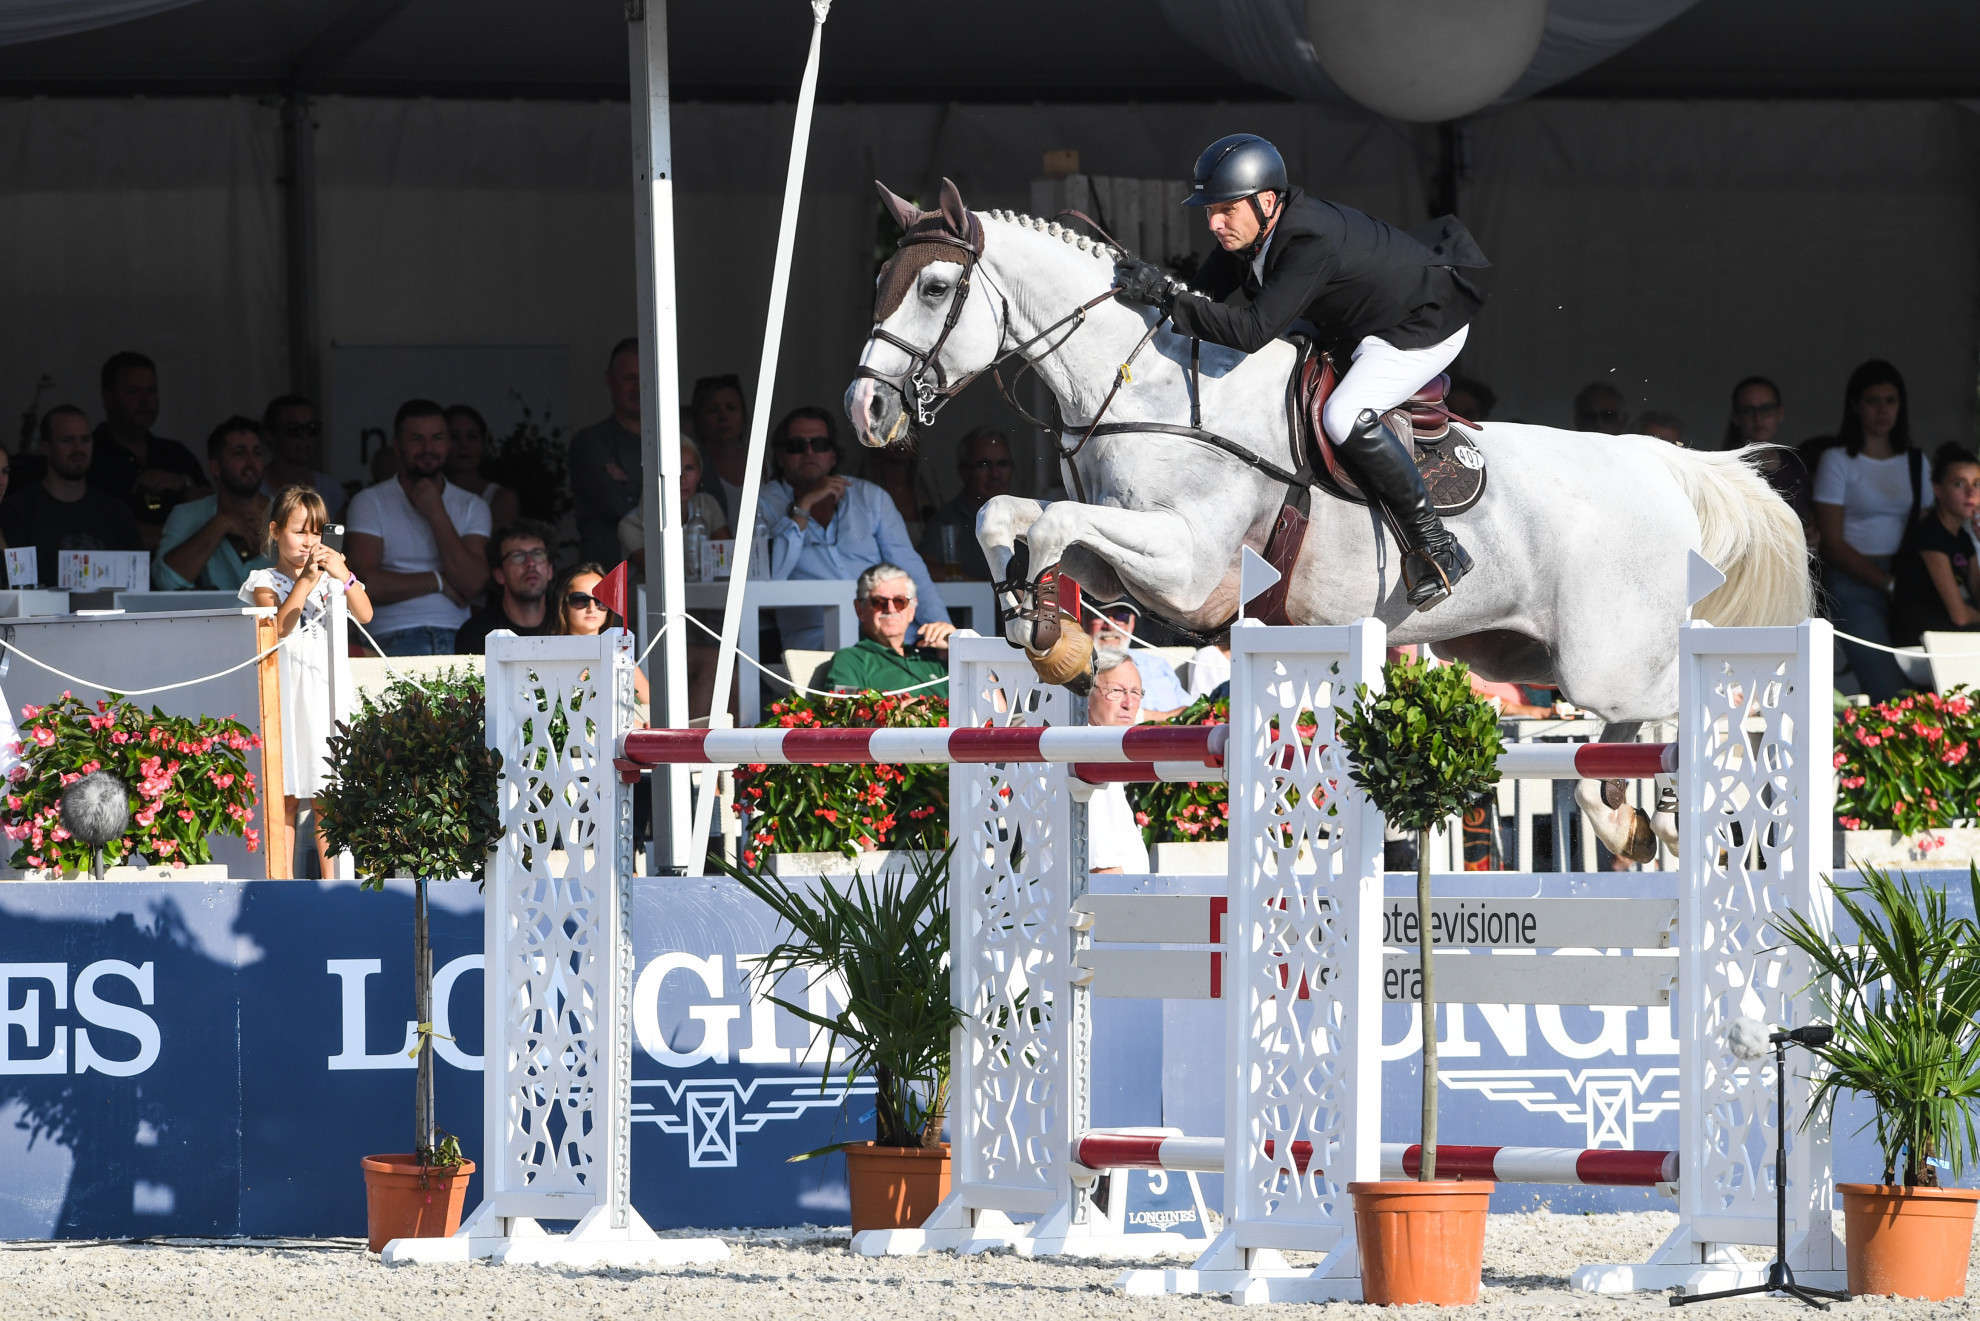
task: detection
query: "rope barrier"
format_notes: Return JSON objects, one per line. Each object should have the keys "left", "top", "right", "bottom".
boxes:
{"left": 1832, "top": 627, "right": 1980, "bottom": 660}
{"left": 0, "top": 631, "right": 285, "bottom": 698}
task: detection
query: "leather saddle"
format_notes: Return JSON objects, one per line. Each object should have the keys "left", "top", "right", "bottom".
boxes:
{"left": 1295, "top": 347, "right": 1487, "bottom": 517}
{"left": 1246, "top": 343, "right": 1487, "bottom": 626}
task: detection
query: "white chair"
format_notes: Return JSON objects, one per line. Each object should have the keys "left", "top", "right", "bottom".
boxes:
{"left": 1922, "top": 631, "right": 1980, "bottom": 693}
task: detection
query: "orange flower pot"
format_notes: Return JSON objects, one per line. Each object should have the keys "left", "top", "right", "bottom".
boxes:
{"left": 844, "top": 1142, "right": 951, "bottom": 1233}
{"left": 1349, "top": 1179, "right": 1491, "bottom": 1306}
{"left": 1838, "top": 1182, "right": 1980, "bottom": 1299}
{"left": 360, "top": 1154, "right": 476, "bottom": 1253}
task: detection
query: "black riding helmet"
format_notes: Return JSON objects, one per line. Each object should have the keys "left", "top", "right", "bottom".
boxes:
{"left": 1183, "top": 134, "right": 1288, "bottom": 207}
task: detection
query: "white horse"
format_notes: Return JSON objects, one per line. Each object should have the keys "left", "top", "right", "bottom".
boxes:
{"left": 845, "top": 183, "right": 1811, "bottom": 859}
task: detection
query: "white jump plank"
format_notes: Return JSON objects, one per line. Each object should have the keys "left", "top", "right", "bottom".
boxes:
{"left": 1075, "top": 948, "right": 1217, "bottom": 999}
{"left": 1381, "top": 952, "right": 1676, "bottom": 1006}
{"left": 1071, "top": 892, "right": 1220, "bottom": 944}
{"left": 1379, "top": 896, "right": 1677, "bottom": 950}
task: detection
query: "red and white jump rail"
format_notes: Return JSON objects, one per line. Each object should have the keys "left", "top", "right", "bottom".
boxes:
{"left": 1073, "top": 1133, "right": 1676, "bottom": 1188}
{"left": 620, "top": 723, "right": 1228, "bottom": 783}
{"left": 619, "top": 723, "right": 1673, "bottom": 785}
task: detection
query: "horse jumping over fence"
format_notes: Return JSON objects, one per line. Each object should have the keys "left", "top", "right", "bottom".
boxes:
{"left": 844, "top": 181, "right": 1812, "bottom": 860}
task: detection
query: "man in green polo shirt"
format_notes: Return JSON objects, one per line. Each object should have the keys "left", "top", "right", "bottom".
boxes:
{"left": 825, "top": 561, "right": 955, "bottom": 698}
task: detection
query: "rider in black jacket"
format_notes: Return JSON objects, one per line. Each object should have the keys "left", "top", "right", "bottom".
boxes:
{"left": 1113, "top": 134, "right": 1489, "bottom": 610}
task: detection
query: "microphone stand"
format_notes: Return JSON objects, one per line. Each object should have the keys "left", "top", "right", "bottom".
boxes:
{"left": 1671, "top": 1026, "right": 1848, "bottom": 1310}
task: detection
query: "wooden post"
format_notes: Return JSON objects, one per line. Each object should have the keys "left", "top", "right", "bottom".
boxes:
{"left": 254, "top": 613, "right": 291, "bottom": 878}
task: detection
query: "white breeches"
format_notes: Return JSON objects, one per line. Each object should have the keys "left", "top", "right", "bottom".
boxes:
{"left": 1320, "top": 323, "right": 1470, "bottom": 444}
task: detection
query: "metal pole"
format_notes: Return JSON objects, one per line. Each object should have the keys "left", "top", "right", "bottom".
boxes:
{"left": 690, "top": 0, "right": 834, "bottom": 871}
{"left": 627, "top": 0, "right": 692, "bottom": 874}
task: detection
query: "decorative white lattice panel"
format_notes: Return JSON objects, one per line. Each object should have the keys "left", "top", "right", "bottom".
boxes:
{"left": 1225, "top": 621, "right": 1385, "bottom": 1250}
{"left": 946, "top": 637, "right": 1075, "bottom": 1214}
{"left": 481, "top": 631, "right": 636, "bottom": 1224}
{"left": 1677, "top": 620, "right": 1833, "bottom": 1256}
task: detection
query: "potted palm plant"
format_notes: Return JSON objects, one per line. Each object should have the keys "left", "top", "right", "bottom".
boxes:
{"left": 1337, "top": 651, "right": 1502, "bottom": 1306}
{"left": 718, "top": 846, "right": 960, "bottom": 1232}
{"left": 316, "top": 670, "right": 503, "bottom": 1253}
{"left": 1773, "top": 865, "right": 1980, "bottom": 1299}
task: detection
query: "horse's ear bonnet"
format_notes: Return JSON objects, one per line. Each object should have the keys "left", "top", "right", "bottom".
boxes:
{"left": 872, "top": 176, "right": 982, "bottom": 321}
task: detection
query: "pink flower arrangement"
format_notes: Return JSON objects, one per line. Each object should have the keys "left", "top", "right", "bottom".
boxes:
{"left": 1835, "top": 688, "right": 1980, "bottom": 835}
{"left": 3, "top": 694, "right": 261, "bottom": 873}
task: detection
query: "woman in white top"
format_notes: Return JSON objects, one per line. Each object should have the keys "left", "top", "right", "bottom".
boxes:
{"left": 242, "top": 486, "right": 375, "bottom": 877}
{"left": 1811, "top": 360, "right": 1926, "bottom": 703}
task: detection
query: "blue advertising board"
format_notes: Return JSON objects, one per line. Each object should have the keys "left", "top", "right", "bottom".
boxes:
{"left": 0, "top": 868, "right": 1950, "bottom": 1238}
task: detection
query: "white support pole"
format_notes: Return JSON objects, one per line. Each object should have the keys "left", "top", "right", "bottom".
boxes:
{"left": 628, "top": 0, "right": 693, "bottom": 874}
{"left": 388, "top": 632, "right": 726, "bottom": 1267}
{"left": 692, "top": 0, "right": 833, "bottom": 870}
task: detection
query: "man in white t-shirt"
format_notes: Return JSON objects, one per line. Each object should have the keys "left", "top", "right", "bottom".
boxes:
{"left": 1086, "top": 648, "right": 1151, "bottom": 875}
{"left": 346, "top": 399, "right": 492, "bottom": 655}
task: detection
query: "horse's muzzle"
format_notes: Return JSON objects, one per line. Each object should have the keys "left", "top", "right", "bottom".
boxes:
{"left": 844, "top": 378, "right": 908, "bottom": 449}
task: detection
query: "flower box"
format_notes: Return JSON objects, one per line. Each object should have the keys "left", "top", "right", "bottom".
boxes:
{"left": 767, "top": 850, "right": 931, "bottom": 877}
{"left": 20, "top": 863, "right": 229, "bottom": 883}
{"left": 1838, "top": 827, "right": 1980, "bottom": 870}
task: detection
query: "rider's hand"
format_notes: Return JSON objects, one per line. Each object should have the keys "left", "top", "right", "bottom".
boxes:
{"left": 1112, "top": 257, "right": 1176, "bottom": 314}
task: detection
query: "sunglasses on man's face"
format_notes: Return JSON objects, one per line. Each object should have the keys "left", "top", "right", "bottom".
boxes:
{"left": 566, "top": 592, "right": 606, "bottom": 612}
{"left": 862, "top": 594, "right": 914, "bottom": 614}
{"left": 781, "top": 435, "right": 834, "bottom": 456}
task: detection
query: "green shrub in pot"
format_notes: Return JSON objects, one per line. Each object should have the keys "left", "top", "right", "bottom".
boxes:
{"left": 1337, "top": 652, "right": 1502, "bottom": 1180}
{"left": 316, "top": 670, "right": 502, "bottom": 1168}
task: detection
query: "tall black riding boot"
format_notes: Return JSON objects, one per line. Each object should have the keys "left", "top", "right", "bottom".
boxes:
{"left": 1337, "top": 408, "right": 1473, "bottom": 610}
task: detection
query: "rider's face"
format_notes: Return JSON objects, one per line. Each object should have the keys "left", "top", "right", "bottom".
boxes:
{"left": 1206, "top": 193, "right": 1275, "bottom": 252}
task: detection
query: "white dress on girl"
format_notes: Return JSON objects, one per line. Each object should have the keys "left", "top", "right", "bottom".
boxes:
{"left": 240, "top": 567, "right": 349, "bottom": 797}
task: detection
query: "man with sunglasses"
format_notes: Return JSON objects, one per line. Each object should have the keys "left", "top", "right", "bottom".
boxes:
{"left": 918, "top": 426, "right": 1014, "bottom": 582}
{"left": 260, "top": 395, "right": 347, "bottom": 520}
{"left": 824, "top": 562, "right": 955, "bottom": 698}
{"left": 454, "top": 519, "right": 557, "bottom": 654}
{"left": 761, "top": 406, "right": 949, "bottom": 651}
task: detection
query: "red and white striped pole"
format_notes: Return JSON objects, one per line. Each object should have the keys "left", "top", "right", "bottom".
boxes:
{"left": 1072, "top": 1132, "right": 1675, "bottom": 1188}
{"left": 622, "top": 724, "right": 1671, "bottom": 781}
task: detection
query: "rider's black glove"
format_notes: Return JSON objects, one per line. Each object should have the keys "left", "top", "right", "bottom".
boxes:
{"left": 1113, "top": 257, "right": 1177, "bottom": 314}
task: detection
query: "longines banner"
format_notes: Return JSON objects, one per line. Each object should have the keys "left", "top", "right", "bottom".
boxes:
{"left": 0, "top": 871, "right": 1905, "bottom": 1239}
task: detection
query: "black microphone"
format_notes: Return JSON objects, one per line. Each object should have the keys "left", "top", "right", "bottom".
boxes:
{"left": 1769, "top": 1024, "right": 1834, "bottom": 1048}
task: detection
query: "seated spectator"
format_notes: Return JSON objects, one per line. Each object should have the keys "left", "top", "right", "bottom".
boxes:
{"left": 1723, "top": 376, "right": 1811, "bottom": 519}
{"left": 1813, "top": 360, "right": 1921, "bottom": 702}
{"left": 1085, "top": 601, "right": 1187, "bottom": 719}
{"left": 0, "top": 447, "right": 12, "bottom": 560}
{"left": 760, "top": 406, "right": 948, "bottom": 651}
{"left": 1, "top": 405, "right": 142, "bottom": 582}
{"left": 919, "top": 426, "right": 1014, "bottom": 581}
{"left": 1446, "top": 375, "right": 1496, "bottom": 424}
{"left": 692, "top": 373, "right": 750, "bottom": 524}
{"left": 568, "top": 339, "right": 643, "bottom": 565}
{"left": 260, "top": 395, "right": 347, "bottom": 521}
{"left": 552, "top": 561, "right": 649, "bottom": 712}
{"left": 1890, "top": 443, "right": 1980, "bottom": 648}
{"left": 1573, "top": 382, "right": 1626, "bottom": 434}
{"left": 345, "top": 399, "right": 491, "bottom": 656}
{"left": 455, "top": 519, "right": 557, "bottom": 653}
{"left": 1086, "top": 648, "right": 1150, "bottom": 874}
{"left": 90, "top": 351, "right": 208, "bottom": 549}
{"left": 446, "top": 404, "right": 521, "bottom": 532}
{"left": 155, "top": 417, "right": 273, "bottom": 591}
{"left": 618, "top": 436, "right": 732, "bottom": 561}
{"left": 1638, "top": 410, "right": 1684, "bottom": 447}
{"left": 825, "top": 562, "right": 955, "bottom": 698}
{"left": 858, "top": 439, "right": 942, "bottom": 545}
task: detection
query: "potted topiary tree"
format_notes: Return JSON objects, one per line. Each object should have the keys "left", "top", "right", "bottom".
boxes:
{"left": 718, "top": 846, "right": 960, "bottom": 1232}
{"left": 316, "top": 670, "right": 503, "bottom": 1253}
{"left": 1336, "top": 650, "right": 1502, "bottom": 1306}
{"left": 1773, "top": 865, "right": 1980, "bottom": 1299}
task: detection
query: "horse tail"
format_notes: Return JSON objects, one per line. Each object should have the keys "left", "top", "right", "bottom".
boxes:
{"left": 1644, "top": 444, "right": 1813, "bottom": 627}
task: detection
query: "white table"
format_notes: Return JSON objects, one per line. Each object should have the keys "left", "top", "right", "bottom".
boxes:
{"left": 680, "top": 579, "right": 857, "bottom": 724}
